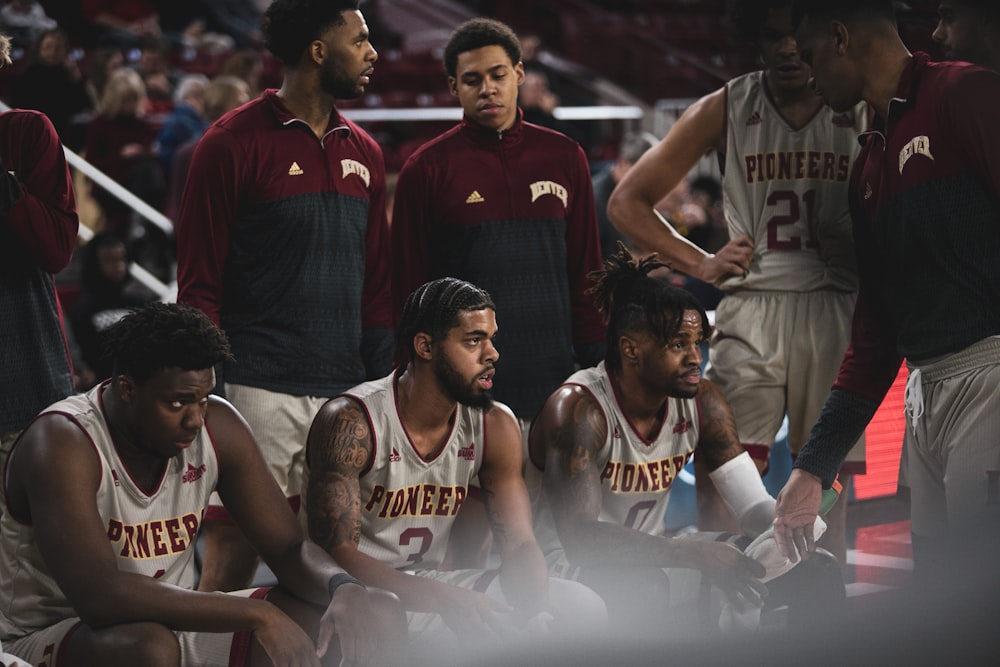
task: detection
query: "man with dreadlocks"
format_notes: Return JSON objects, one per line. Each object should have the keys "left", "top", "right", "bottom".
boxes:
{"left": 526, "top": 246, "right": 844, "bottom": 638}
{"left": 304, "top": 277, "right": 606, "bottom": 661}
{"left": 0, "top": 303, "right": 405, "bottom": 667}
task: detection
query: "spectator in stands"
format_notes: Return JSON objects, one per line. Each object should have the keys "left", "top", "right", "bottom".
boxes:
{"left": 82, "top": 0, "right": 161, "bottom": 49}
{"left": 84, "top": 44, "right": 125, "bottom": 109}
{"left": 392, "top": 17, "right": 605, "bottom": 441}
{"left": 68, "top": 232, "right": 154, "bottom": 388}
{"left": 0, "top": 0, "right": 55, "bottom": 48}
{"left": 0, "top": 31, "right": 79, "bottom": 503}
{"left": 84, "top": 67, "right": 164, "bottom": 236}
{"left": 132, "top": 34, "right": 179, "bottom": 114}
{"left": 607, "top": 0, "right": 866, "bottom": 565}
{"left": 155, "top": 73, "right": 209, "bottom": 173}
{"left": 591, "top": 131, "right": 657, "bottom": 260}
{"left": 176, "top": 0, "right": 392, "bottom": 593}
{"left": 220, "top": 48, "right": 264, "bottom": 96}
{"left": 932, "top": 0, "right": 1000, "bottom": 71}
{"left": 166, "top": 74, "right": 251, "bottom": 219}
{"left": 201, "top": 0, "right": 265, "bottom": 49}
{"left": 11, "top": 27, "right": 92, "bottom": 150}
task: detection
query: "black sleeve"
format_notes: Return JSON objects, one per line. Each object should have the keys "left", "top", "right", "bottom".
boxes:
{"left": 793, "top": 388, "right": 881, "bottom": 487}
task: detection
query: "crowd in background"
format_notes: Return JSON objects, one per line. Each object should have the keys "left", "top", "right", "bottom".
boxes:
{"left": 0, "top": 0, "right": 727, "bottom": 396}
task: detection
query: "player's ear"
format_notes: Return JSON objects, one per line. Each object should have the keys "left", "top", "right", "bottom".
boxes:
{"left": 413, "top": 332, "right": 434, "bottom": 361}
{"left": 513, "top": 60, "right": 525, "bottom": 86}
{"left": 116, "top": 374, "right": 136, "bottom": 403}
{"left": 619, "top": 335, "right": 639, "bottom": 365}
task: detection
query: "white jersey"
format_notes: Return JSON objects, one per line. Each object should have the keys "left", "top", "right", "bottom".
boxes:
{"left": 720, "top": 70, "right": 865, "bottom": 293}
{"left": 0, "top": 384, "right": 218, "bottom": 640}
{"left": 347, "top": 373, "right": 487, "bottom": 571}
{"left": 529, "top": 363, "right": 701, "bottom": 561}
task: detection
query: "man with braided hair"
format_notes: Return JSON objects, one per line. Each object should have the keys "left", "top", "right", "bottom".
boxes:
{"left": 526, "top": 245, "right": 844, "bottom": 637}
{"left": 0, "top": 303, "right": 406, "bottom": 666}
{"left": 304, "top": 277, "right": 606, "bottom": 662}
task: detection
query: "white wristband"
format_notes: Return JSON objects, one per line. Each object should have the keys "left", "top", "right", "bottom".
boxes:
{"left": 708, "top": 451, "right": 775, "bottom": 537}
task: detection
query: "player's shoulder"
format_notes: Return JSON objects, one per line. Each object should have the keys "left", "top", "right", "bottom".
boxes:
{"left": 484, "top": 399, "right": 518, "bottom": 427}
{"left": 400, "top": 125, "right": 464, "bottom": 170}
{"left": 0, "top": 106, "right": 52, "bottom": 130}
{"left": 339, "top": 114, "right": 386, "bottom": 160}
{"left": 520, "top": 120, "right": 584, "bottom": 154}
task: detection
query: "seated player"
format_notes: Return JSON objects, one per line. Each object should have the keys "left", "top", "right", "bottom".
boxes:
{"left": 304, "top": 278, "right": 607, "bottom": 663}
{"left": 526, "top": 246, "right": 845, "bottom": 637}
{"left": 0, "top": 303, "right": 405, "bottom": 666}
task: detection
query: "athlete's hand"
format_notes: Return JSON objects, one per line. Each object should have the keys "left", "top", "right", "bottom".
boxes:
{"left": 317, "top": 582, "right": 377, "bottom": 667}
{"left": 774, "top": 468, "right": 824, "bottom": 562}
{"left": 433, "top": 582, "right": 514, "bottom": 640}
{"left": 253, "top": 601, "right": 323, "bottom": 667}
{"left": 678, "top": 539, "right": 767, "bottom": 613}
{"left": 698, "top": 235, "right": 754, "bottom": 283}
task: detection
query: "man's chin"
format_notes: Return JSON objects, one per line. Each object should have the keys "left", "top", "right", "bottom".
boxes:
{"left": 458, "top": 391, "right": 494, "bottom": 411}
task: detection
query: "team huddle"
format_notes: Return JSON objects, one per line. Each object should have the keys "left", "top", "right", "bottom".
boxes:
{"left": 2, "top": 0, "right": 1000, "bottom": 665}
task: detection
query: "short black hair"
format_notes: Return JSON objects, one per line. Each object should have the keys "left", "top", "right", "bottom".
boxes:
{"left": 443, "top": 18, "right": 521, "bottom": 78}
{"left": 588, "top": 244, "right": 710, "bottom": 374}
{"left": 397, "top": 278, "right": 495, "bottom": 363}
{"left": 104, "top": 302, "right": 232, "bottom": 384}
{"left": 791, "top": 0, "right": 896, "bottom": 28}
{"left": 726, "top": 0, "right": 794, "bottom": 44}
{"left": 263, "top": 0, "right": 360, "bottom": 65}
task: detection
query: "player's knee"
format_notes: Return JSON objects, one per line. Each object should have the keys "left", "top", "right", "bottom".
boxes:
{"left": 93, "top": 621, "right": 181, "bottom": 666}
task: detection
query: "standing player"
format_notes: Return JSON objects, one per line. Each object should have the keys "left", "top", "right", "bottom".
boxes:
{"left": 527, "top": 247, "right": 842, "bottom": 636}
{"left": 932, "top": 0, "right": 1000, "bottom": 71}
{"left": 0, "top": 303, "right": 405, "bottom": 666}
{"left": 391, "top": 18, "right": 606, "bottom": 437}
{"left": 0, "top": 30, "right": 78, "bottom": 483}
{"left": 304, "top": 278, "right": 606, "bottom": 661}
{"left": 175, "top": 0, "right": 393, "bottom": 592}
{"left": 776, "top": 0, "right": 1000, "bottom": 580}
{"left": 607, "top": 0, "right": 866, "bottom": 564}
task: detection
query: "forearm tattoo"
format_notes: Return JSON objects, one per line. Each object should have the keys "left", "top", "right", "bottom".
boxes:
{"left": 306, "top": 403, "right": 371, "bottom": 550}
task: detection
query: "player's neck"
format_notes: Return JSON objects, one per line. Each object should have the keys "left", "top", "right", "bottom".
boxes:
{"left": 611, "top": 371, "right": 667, "bottom": 439}
{"left": 396, "top": 367, "right": 459, "bottom": 457}
{"left": 763, "top": 75, "right": 823, "bottom": 123}
{"left": 101, "top": 385, "right": 169, "bottom": 490}
{"left": 277, "top": 71, "right": 337, "bottom": 138}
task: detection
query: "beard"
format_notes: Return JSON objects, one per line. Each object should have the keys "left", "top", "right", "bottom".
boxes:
{"left": 434, "top": 354, "right": 493, "bottom": 410}
{"left": 320, "top": 63, "right": 363, "bottom": 100}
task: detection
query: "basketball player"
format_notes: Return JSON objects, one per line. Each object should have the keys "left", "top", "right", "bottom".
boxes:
{"left": 606, "top": 0, "right": 866, "bottom": 564}
{"left": 0, "top": 303, "right": 405, "bottom": 666}
{"left": 527, "top": 247, "right": 843, "bottom": 637}
{"left": 304, "top": 278, "right": 606, "bottom": 661}
{"left": 932, "top": 0, "right": 1000, "bottom": 71}
{"left": 777, "top": 0, "right": 1000, "bottom": 581}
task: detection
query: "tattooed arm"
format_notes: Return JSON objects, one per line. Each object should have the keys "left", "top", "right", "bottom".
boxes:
{"left": 693, "top": 379, "right": 747, "bottom": 470}
{"left": 478, "top": 403, "right": 549, "bottom": 617}
{"left": 537, "top": 385, "right": 687, "bottom": 567}
{"left": 305, "top": 396, "right": 511, "bottom": 631}
{"left": 535, "top": 384, "right": 767, "bottom": 596}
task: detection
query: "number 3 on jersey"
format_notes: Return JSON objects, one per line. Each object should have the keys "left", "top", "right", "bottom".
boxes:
{"left": 766, "top": 189, "right": 818, "bottom": 251}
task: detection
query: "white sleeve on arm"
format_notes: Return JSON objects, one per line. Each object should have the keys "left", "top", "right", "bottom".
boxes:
{"left": 707, "top": 451, "right": 775, "bottom": 538}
